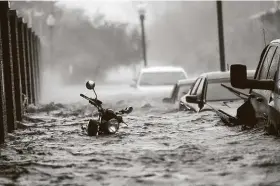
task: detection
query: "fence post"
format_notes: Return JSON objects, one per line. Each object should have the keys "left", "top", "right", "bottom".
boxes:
{"left": 29, "top": 29, "right": 36, "bottom": 105}
{"left": 27, "top": 27, "right": 34, "bottom": 105}
{"left": 17, "top": 17, "right": 28, "bottom": 109}
{"left": 0, "top": 1, "right": 17, "bottom": 132}
{"left": 23, "top": 23, "right": 32, "bottom": 105}
{"left": 9, "top": 9, "right": 23, "bottom": 122}
{"left": 36, "top": 36, "right": 41, "bottom": 101}
{"left": 0, "top": 19, "right": 7, "bottom": 144}
{"left": 32, "top": 32, "right": 39, "bottom": 104}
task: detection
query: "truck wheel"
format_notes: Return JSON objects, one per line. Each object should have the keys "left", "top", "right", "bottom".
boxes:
{"left": 179, "top": 103, "right": 185, "bottom": 111}
{"left": 87, "top": 120, "right": 99, "bottom": 136}
{"left": 265, "top": 119, "right": 277, "bottom": 135}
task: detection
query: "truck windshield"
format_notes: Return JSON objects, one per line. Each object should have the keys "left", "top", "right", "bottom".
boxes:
{"left": 139, "top": 71, "right": 186, "bottom": 86}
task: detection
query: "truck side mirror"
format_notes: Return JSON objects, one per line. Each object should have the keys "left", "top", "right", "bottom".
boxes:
{"left": 185, "top": 95, "right": 199, "bottom": 103}
{"left": 230, "top": 64, "right": 274, "bottom": 91}
{"left": 230, "top": 64, "right": 248, "bottom": 89}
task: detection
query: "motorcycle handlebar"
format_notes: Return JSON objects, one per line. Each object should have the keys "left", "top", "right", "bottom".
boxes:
{"left": 80, "top": 94, "right": 132, "bottom": 114}
{"left": 118, "top": 106, "right": 133, "bottom": 114}
{"left": 80, "top": 94, "right": 89, "bottom": 100}
{"left": 80, "top": 93, "right": 102, "bottom": 106}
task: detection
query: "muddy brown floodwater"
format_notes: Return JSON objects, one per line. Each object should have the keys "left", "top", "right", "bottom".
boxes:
{"left": 1, "top": 91, "right": 280, "bottom": 186}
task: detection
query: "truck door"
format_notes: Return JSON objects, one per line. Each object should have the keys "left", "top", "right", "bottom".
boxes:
{"left": 268, "top": 52, "right": 280, "bottom": 131}
{"left": 250, "top": 45, "right": 279, "bottom": 119}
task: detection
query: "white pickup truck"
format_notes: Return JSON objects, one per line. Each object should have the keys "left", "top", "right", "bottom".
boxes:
{"left": 131, "top": 66, "right": 188, "bottom": 98}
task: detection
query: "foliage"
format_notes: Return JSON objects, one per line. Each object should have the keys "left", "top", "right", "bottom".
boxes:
{"left": 147, "top": 1, "right": 274, "bottom": 76}
{"left": 10, "top": 1, "right": 142, "bottom": 84}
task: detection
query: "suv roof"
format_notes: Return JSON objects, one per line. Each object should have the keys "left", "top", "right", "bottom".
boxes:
{"left": 177, "top": 78, "right": 196, "bottom": 85}
{"left": 141, "top": 66, "right": 186, "bottom": 73}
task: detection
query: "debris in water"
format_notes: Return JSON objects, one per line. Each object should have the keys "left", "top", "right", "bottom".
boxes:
{"left": 141, "top": 103, "right": 152, "bottom": 109}
{"left": 26, "top": 102, "right": 65, "bottom": 113}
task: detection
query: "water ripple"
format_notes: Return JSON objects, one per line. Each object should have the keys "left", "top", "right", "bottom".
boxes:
{"left": 1, "top": 98, "right": 280, "bottom": 186}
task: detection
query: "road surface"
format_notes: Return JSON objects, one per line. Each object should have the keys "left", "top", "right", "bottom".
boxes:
{"left": 1, "top": 85, "right": 280, "bottom": 186}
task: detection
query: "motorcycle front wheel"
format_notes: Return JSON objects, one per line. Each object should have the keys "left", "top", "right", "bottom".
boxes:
{"left": 87, "top": 119, "right": 99, "bottom": 136}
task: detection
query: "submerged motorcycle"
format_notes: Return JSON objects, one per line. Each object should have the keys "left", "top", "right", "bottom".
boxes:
{"left": 80, "top": 80, "right": 133, "bottom": 136}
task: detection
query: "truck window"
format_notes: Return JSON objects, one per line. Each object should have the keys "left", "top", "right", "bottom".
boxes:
{"left": 190, "top": 78, "right": 202, "bottom": 95}
{"left": 254, "top": 46, "right": 279, "bottom": 102}
{"left": 268, "top": 47, "right": 280, "bottom": 79}
{"left": 276, "top": 66, "right": 280, "bottom": 96}
{"left": 196, "top": 77, "right": 206, "bottom": 96}
{"left": 272, "top": 49, "right": 280, "bottom": 113}
{"left": 274, "top": 49, "right": 280, "bottom": 95}
{"left": 257, "top": 46, "right": 277, "bottom": 80}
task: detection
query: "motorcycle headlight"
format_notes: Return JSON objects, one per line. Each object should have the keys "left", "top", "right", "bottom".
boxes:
{"left": 107, "top": 118, "right": 119, "bottom": 133}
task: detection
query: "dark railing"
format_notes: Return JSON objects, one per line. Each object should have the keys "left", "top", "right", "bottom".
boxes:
{"left": 0, "top": 1, "right": 42, "bottom": 144}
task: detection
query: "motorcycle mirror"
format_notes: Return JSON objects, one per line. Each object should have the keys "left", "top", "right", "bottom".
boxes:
{"left": 126, "top": 106, "right": 133, "bottom": 114}
{"left": 86, "top": 80, "right": 95, "bottom": 90}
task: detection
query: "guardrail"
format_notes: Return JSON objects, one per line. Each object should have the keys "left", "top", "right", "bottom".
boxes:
{"left": 0, "top": 1, "right": 41, "bottom": 144}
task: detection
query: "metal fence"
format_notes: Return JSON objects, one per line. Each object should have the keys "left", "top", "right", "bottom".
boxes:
{"left": 0, "top": 1, "right": 41, "bottom": 144}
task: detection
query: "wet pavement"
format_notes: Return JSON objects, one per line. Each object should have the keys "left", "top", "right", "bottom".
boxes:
{"left": 1, "top": 91, "right": 280, "bottom": 186}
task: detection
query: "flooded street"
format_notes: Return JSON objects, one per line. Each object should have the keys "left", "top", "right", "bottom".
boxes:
{"left": 2, "top": 1, "right": 280, "bottom": 185}
{"left": 1, "top": 87, "right": 280, "bottom": 186}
